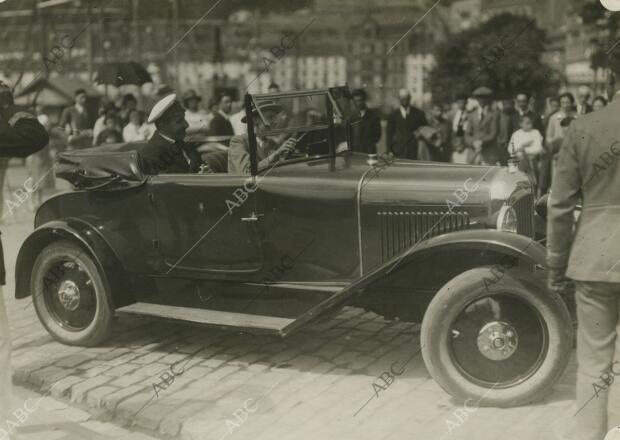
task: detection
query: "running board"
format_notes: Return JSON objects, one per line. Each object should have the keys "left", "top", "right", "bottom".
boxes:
{"left": 116, "top": 303, "right": 294, "bottom": 334}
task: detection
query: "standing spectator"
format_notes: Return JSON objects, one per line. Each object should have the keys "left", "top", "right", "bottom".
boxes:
{"left": 543, "top": 96, "right": 560, "bottom": 133}
{"left": 95, "top": 116, "right": 123, "bottom": 146}
{"left": 451, "top": 94, "right": 469, "bottom": 138}
{"left": 386, "top": 89, "right": 428, "bottom": 159}
{"left": 515, "top": 92, "right": 543, "bottom": 133}
{"left": 182, "top": 89, "right": 209, "bottom": 140}
{"left": 593, "top": 95, "right": 608, "bottom": 112}
{"left": 508, "top": 114, "right": 544, "bottom": 192}
{"left": 465, "top": 87, "right": 500, "bottom": 165}
{"left": 547, "top": 84, "right": 620, "bottom": 440}
{"left": 417, "top": 126, "right": 449, "bottom": 162}
{"left": 498, "top": 98, "right": 520, "bottom": 165}
{"left": 428, "top": 103, "right": 451, "bottom": 156}
{"left": 119, "top": 93, "right": 138, "bottom": 126}
{"left": 209, "top": 94, "right": 234, "bottom": 137}
{"left": 122, "top": 109, "right": 149, "bottom": 142}
{"left": 576, "top": 86, "right": 593, "bottom": 116}
{"left": 205, "top": 97, "right": 219, "bottom": 129}
{"left": 546, "top": 92, "right": 575, "bottom": 179}
{"left": 59, "top": 88, "right": 93, "bottom": 149}
{"left": 451, "top": 135, "right": 475, "bottom": 164}
{"left": 92, "top": 102, "right": 119, "bottom": 146}
{"left": 0, "top": 80, "right": 48, "bottom": 437}
{"left": 350, "top": 88, "right": 381, "bottom": 154}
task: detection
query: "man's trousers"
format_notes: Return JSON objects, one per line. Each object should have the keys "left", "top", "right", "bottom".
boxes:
{"left": 575, "top": 281, "right": 620, "bottom": 440}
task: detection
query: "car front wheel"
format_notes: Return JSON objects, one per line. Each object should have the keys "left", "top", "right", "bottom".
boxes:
{"left": 420, "top": 266, "right": 573, "bottom": 407}
{"left": 31, "top": 241, "right": 114, "bottom": 346}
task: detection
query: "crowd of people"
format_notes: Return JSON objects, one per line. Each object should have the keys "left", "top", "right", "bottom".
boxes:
{"left": 350, "top": 85, "right": 607, "bottom": 196}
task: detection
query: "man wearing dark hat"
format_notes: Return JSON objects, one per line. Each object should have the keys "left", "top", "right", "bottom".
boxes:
{"left": 228, "top": 102, "right": 297, "bottom": 175}
{"left": 140, "top": 94, "right": 202, "bottom": 175}
{"left": 0, "top": 80, "right": 48, "bottom": 437}
{"left": 465, "top": 86, "right": 500, "bottom": 165}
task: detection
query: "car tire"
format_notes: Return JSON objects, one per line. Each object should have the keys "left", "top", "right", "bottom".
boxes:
{"left": 420, "top": 266, "right": 573, "bottom": 407}
{"left": 31, "top": 240, "right": 114, "bottom": 346}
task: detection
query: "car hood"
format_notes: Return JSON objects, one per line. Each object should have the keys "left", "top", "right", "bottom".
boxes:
{"left": 359, "top": 159, "right": 528, "bottom": 207}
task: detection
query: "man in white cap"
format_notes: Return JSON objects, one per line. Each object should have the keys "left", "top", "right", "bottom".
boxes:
{"left": 601, "top": 0, "right": 620, "bottom": 12}
{"left": 140, "top": 94, "right": 202, "bottom": 175}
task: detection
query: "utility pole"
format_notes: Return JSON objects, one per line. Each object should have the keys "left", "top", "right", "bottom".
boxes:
{"left": 87, "top": 0, "right": 94, "bottom": 81}
{"left": 171, "top": 0, "right": 179, "bottom": 90}
{"left": 132, "top": 0, "right": 140, "bottom": 63}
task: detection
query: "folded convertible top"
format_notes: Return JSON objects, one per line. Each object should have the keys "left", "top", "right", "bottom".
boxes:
{"left": 56, "top": 142, "right": 148, "bottom": 191}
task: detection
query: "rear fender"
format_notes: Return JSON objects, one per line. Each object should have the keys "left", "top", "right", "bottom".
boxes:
{"left": 14, "top": 219, "right": 133, "bottom": 308}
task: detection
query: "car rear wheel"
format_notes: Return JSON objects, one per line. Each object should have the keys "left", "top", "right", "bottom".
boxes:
{"left": 31, "top": 241, "right": 113, "bottom": 346}
{"left": 420, "top": 267, "right": 573, "bottom": 407}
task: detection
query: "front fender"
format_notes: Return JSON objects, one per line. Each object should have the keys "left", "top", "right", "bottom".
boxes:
{"left": 350, "top": 229, "right": 545, "bottom": 307}
{"left": 14, "top": 218, "right": 133, "bottom": 307}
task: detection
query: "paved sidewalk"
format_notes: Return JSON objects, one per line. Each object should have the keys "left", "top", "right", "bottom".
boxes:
{"left": 0, "top": 165, "right": 598, "bottom": 440}
{"left": 5, "top": 385, "right": 159, "bottom": 440}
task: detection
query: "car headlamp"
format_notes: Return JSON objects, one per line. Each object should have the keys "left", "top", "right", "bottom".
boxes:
{"left": 497, "top": 205, "right": 518, "bottom": 233}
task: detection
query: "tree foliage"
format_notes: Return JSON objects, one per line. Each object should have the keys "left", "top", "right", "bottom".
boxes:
{"left": 429, "top": 13, "right": 558, "bottom": 103}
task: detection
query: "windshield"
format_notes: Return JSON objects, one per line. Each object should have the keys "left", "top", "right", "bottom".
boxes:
{"left": 251, "top": 90, "right": 344, "bottom": 137}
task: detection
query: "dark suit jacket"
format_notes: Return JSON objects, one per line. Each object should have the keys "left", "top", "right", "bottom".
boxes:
{"left": 209, "top": 112, "right": 234, "bottom": 137}
{"left": 465, "top": 106, "right": 500, "bottom": 165}
{"left": 351, "top": 108, "right": 382, "bottom": 154}
{"left": 547, "top": 96, "right": 620, "bottom": 282}
{"left": 0, "top": 105, "right": 49, "bottom": 285}
{"left": 386, "top": 106, "right": 427, "bottom": 159}
{"left": 139, "top": 132, "right": 202, "bottom": 175}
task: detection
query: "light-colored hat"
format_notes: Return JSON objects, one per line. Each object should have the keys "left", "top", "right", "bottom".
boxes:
{"left": 147, "top": 94, "right": 183, "bottom": 124}
{"left": 604, "top": 426, "right": 620, "bottom": 440}
{"left": 601, "top": 0, "right": 620, "bottom": 12}
{"left": 241, "top": 101, "right": 283, "bottom": 123}
{"left": 472, "top": 86, "right": 493, "bottom": 97}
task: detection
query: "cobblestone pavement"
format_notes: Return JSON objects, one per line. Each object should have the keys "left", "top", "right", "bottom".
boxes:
{"left": 6, "top": 385, "right": 159, "bottom": 440}
{"left": 0, "top": 165, "right": 594, "bottom": 440}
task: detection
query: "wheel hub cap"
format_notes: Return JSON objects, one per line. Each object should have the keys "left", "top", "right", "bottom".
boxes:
{"left": 477, "top": 321, "right": 518, "bottom": 361}
{"left": 57, "top": 280, "right": 80, "bottom": 311}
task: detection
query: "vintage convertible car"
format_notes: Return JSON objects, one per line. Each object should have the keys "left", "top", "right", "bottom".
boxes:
{"left": 14, "top": 87, "right": 572, "bottom": 407}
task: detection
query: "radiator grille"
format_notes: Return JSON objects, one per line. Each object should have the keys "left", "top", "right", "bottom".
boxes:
{"left": 513, "top": 195, "right": 534, "bottom": 237}
{"left": 378, "top": 210, "right": 470, "bottom": 261}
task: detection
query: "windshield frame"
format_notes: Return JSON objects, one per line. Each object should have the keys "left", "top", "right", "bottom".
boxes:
{"left": 245, "top": 88, "right": 343, "bottom": 176}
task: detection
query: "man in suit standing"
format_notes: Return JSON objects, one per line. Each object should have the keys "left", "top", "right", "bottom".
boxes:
{"left": 576, "top": 86, "right": 593, "bottom": 116}
{"left": 351, "top": 89, "right": 381, "bottom": 155}
{"left": 140, "top": 94, "right": 202, "bottom": 175}
{"left": 209, "top": 94, "right": 234, "bottom": 138}
{"left": 515, "top": 92, "right": 543, "bottom": 133}
{"left": 547, "top": 86, "right": 620, "bottom": 440}
{"left": 386, "top": 89, "right": 428, "bottom": 159}
{"left": 0, "top": 81, "right": 48, "bottom": 439}
{"left": 465, "top": 87, "right": 500, "bottom": 165}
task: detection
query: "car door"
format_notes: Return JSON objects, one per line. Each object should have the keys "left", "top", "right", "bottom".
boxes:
{"left": 149, "top": 173, "right": 263, "bottom": 276}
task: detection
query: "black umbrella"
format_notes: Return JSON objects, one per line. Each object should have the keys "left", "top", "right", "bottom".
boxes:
{"left": 94, "top": 62, "right": 152, "bottom": 87}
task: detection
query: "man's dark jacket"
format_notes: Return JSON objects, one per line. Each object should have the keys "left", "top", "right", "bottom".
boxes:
{"left": 386, "top": 106, "right": 428, "bottom": 159}
{"left": 351, "top": 108, "right": 382, "bottom": 154}
{"left": 0, "top": 106, "right": 49, "bottom": 285}
{"left": 139, "top": 132, "right": 202, "bottom": 175}
{"left": 547, "top": 95, "right": 620, "bottom": 282}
